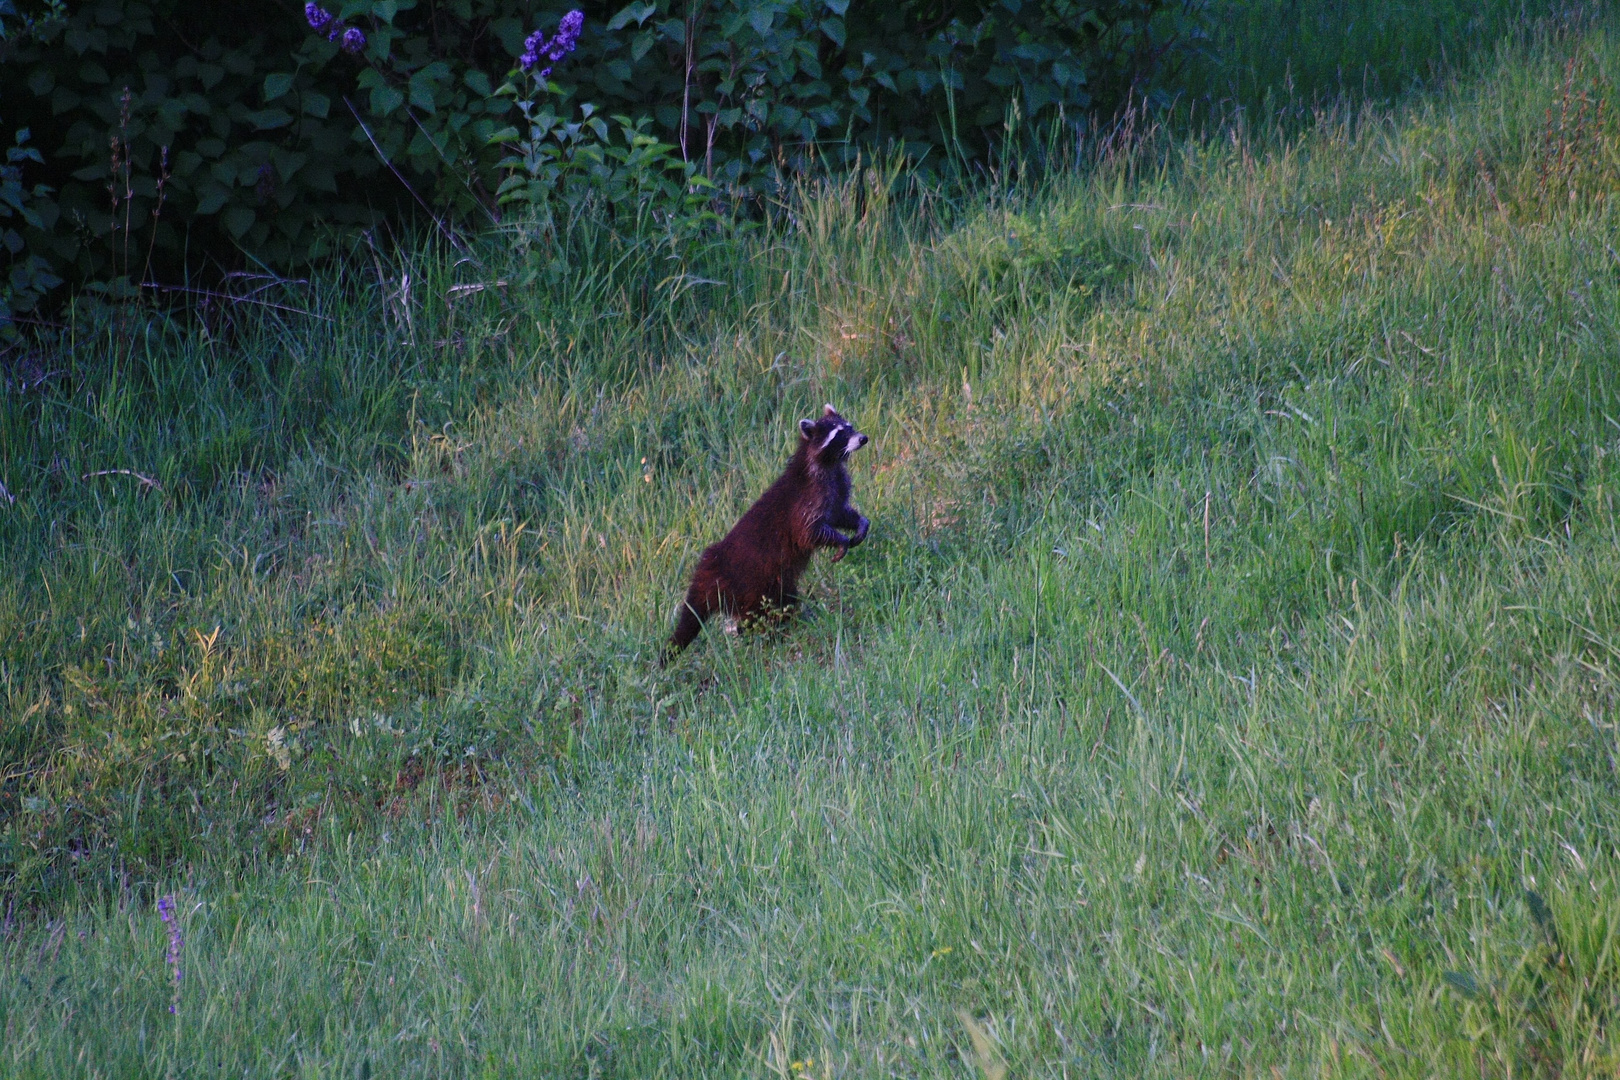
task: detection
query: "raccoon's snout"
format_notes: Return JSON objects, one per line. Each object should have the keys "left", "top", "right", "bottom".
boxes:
{"left": 851, "top": 433, "right": 869, "bottom": 452}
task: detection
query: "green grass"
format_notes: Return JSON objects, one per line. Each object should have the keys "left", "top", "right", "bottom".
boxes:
{"left": 8, "top": 12, "right": 1620, "bottom": 1078}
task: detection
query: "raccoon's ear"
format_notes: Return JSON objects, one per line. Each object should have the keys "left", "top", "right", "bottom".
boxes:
{"left": 799, "top": 418, "right": 816, "bottom": 439}
{"left": 823, "top": 403, "right": 837, "bottom": 417}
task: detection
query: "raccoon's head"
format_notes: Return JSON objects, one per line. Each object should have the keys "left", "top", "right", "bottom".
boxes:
{"left": 799, "top": 404, "right": 869, "bottom": 467}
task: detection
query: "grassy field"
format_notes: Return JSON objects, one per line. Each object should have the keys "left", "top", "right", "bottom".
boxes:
{"left": 7, "top": 6, "right": 1620, "bottom": 1078}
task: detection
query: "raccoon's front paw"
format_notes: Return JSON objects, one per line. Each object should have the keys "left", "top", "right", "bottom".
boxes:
{"left": 829, "top": 540, "right": 849, "bottom": 563}
{"left": 849, "top": 515, "right": 870, "bottom": 547}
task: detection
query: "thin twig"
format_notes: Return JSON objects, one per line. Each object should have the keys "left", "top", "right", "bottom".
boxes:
{"left": 404, "top": 107, "right": 498, "bottom": 231}
{"left": 82, "top": 469, "right": 162, "bottom": 492}
{"left": 1203, "top": 489, "right": 1211, "bottom": 569}
{"left": 9, "top": 315, "right": 67, "bottom": 330}
{"left": 1097, "top": 661, "right": 1144, "bottom": 718}
{"left": 1089, "top": 711, "right": 1112, "bottom": 761}
{"left": 139, "top": 144, "right": 170, "bottom": 291}
{"left": 223, "top": 271, "right": 312, "bottom": 298}
{"left": 223, "top": 271, "right": 310, "bottom": 285}
{"left": 345, "top": 96, "right": 468, "bottom": 252}
{"left": 139, "top": 282, "right": 331, "bottom": 321}
{"left": 446, "top": 280, "right": 508, "bottom": 300}
{"left": 680, "top": 0, "right": 697, "bottom": 164}
{"left": 4, "top": 369, "right": 63, "bottom": 392}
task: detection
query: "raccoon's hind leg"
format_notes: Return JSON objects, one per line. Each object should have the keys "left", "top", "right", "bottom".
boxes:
{"left": 764, "top": 574, "right": 801, "bottom": 618}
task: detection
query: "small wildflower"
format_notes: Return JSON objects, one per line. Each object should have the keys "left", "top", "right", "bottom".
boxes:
{"left": 305, "top": 4, "right": 363, "bottom": 53}
{"left": 520, "top": 10, "right": 584, "bottom": 78}
{"left": 519, "top": 28, "right": 545, "bottom": 71}
{"left": 553, "top": 10, "right": 585, "bottom": 51}
{"left": 157, "top": 895, "right": 183, "bottom": 1014}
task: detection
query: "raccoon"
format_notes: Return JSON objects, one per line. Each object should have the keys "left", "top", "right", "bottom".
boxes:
{"left": 666, "top": 405, "right": 870, "bottom": 659}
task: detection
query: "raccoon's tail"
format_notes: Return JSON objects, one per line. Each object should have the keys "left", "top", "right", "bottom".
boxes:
{"left": 662, "top": 603, "right": 706, "bottom": 665}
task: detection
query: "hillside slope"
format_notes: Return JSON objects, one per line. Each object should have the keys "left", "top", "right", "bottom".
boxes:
{"left": 5, "top": 17, "right": 1620, "bottom": 1079}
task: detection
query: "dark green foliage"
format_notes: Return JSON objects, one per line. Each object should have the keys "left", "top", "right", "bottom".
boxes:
{"left": 0, "top": 126, "right": 60, "bottom": 337}
{"left": 1, "top": 0, "right": 402, "bottom": 289}
{"left": 0, "top": 0, "right": 1203, "bottom": 316}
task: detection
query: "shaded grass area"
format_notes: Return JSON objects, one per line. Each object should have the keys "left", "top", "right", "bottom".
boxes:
{"left": 1180, "top": 0, "right": 1574, "bottom": 111}
{"left": 7, "top": 14, "right": 1620, "bottom": 1078}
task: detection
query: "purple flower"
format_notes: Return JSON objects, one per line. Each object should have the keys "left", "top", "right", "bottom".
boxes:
{"left": 519, "top": 28, "right": 546, "bottom": 71}
{"left": 305, "top": 4, "right": 364, "bottom": 53}
{"left": 157, "top": 895, "right": 183, "bottom": 1014}
{"left": 553, "top": 10, "right": 585, "bottom": 52}
{"left": 520, "top": 10, "right": 584, "bottom": 78}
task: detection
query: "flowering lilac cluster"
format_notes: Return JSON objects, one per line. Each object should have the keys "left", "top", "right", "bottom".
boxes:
{"left": 157, "top": 895, "right": 183, "bottom": 1014}
{"left": 520, "top": 10, "right": 584, "bottom": 79}
{"left": 305, "top": 4, "right": 367, "bottom": 53}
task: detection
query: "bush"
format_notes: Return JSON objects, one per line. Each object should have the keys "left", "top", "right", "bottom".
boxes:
{"left": 0, "top": 125, "right": 60, "bottom": 338}
{"left": 0, "top": 0, "right": 1207, "bottom": 319}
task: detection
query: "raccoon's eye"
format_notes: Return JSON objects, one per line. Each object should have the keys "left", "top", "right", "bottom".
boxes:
{"left": 817, "top": 424, "right": 848, "bottom": 453}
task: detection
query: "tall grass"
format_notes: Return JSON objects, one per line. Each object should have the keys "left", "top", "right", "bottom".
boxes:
{"left": 6, "top": 11, "right": 1620, "bottom": 1078}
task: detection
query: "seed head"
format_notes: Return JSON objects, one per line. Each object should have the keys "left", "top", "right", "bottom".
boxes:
{"left": 157, "top": 895, "right": 183, "bottom": 1014}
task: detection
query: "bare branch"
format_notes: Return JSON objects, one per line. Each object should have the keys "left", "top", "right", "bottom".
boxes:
{"left": 139, "top": 282, "right": 332, "bottom": 321}
{"left": 82, "top": 469, "right": 163, "bottom": 492}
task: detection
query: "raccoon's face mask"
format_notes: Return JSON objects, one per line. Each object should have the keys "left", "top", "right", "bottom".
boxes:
{"left": 800, "top": 404, "right": 869, "bottom": 464}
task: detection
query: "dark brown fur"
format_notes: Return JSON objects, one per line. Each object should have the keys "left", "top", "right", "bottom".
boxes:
{"left": 666, "top": 405, "right": 870, "bottom": 659}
